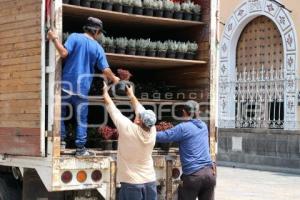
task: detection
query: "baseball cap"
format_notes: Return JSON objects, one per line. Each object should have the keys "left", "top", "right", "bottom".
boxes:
{"left": 185, "top": 100, "right": 199, "bottom": 114}
{"left": 84, "top": 17, "right": 106, "bottom": 34}
{"left": 139, "top": 110, "right": 157, "bottom": 128}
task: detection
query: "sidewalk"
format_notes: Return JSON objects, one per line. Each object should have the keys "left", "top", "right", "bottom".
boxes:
{"left": 215, "top": 166, "right": 300, "bottom": 200}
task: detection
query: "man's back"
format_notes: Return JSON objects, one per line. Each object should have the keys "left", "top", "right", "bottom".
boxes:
{"left": 62, "top": 33, "right": 108, "bottom": 95}
{"left": 106, "top": 103, "right": 156, "bottom": 184}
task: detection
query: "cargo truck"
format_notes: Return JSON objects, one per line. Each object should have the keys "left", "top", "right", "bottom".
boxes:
{"left": 0, "top": 0, "right": 218, "bottom": 199}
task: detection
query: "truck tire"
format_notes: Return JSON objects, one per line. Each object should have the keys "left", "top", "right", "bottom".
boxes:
{"left": 0, "top": 174, "right": 22, "bottom": 200}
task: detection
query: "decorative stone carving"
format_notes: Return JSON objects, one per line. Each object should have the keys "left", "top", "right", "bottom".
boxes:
{"left": 219, "top": 0, "right": 298, "bottom": 130}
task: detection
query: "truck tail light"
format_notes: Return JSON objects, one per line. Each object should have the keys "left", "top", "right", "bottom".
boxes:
{"left": 77, "top": 170, "right": 87, "bottom": 183}
{"left": 172, "top": 168, "right": 180, "bottom": 179}
{"left": 91, "top": 170, "right": 102, "bottom": 182}
{"left": 61, "top": 171, "right": 72, "bottom": 184}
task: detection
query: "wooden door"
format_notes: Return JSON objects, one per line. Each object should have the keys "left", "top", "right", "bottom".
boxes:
{"left": 0, "top": 0, "right": 43, "bottom": 156}
{"left": 236, "top": 16, "right": 283, "bottom": 72}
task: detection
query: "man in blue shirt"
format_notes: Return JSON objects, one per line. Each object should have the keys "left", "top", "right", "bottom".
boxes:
{"left": 156, "top": 100, "right": 216, "bottom": 200}
{"left": 48, "top": 17, "right": 120, "bottom": 156}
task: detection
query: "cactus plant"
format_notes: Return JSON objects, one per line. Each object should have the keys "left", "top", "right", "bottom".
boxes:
{"left": 147, "top": 41, "right": 157, "bottom": 57}
{"left": 181, "top": 1, "right": 193, "bottom": 20}
{"left": 173, "top": 2, "right": 183, "bottom": 19}
{"left": 143, "top": 0, "right": 154, "bottom": 16}
{"left": 153, "top": 0, "right": 163, "bottom": 17}
{"left": 156, "top": 41, "right": 168, "bottom": 57}
{"left": 163, "top": 0, "right": 174, "bottom": 18}
{"left": 126, "top": 39, "right": 136, "bottom": 55}
{"left": 192, "top": 4, "right": 201, "bottom": 21}
{"left": 177, "top": 42, "right": 188, "bottom": 59}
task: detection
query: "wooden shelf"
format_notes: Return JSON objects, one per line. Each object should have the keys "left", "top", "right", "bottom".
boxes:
{"left": 88, "top": 97, "right": 184, "bottom": 104}
{"left": 106, "top": 53, "right": 207, "bottom": 69}
{"left": 63, "top": 4, "right": 204, "bottom": 30}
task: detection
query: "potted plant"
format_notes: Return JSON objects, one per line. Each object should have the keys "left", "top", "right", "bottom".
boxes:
{"left": 163, "top": 0, "right": 174, "bottom": 18}
{"left": 176, "top": 42, "right": 188, "bottom": 59}
{"left": 156, "top": 41, "right": 168, "bottom": 57}
{"left": 146, "top": 41, "right": 157, "bottom": 57}
{"left": 186, "top": 41, "right": 198, "bottom": 60}
{"left": 166, "top": 40, "right": 178, "bottom": 58}
{"left": 69, "top": 0, "right": 80, "bottom": 6}
{"left": 105, "top": 37, "right": 115, "bottom": 53}
{"left": 153, "top": 1, "right": 163, "bottom": 17}
{"left": 90, "top": 0, "right": 102, "bottom": 8}
{"left": 102, "top": 0, "right": 113, "bottom": 10}
{"left": 126, "top": 39, "right": 136, "bottom": 55}
{"left": 122, "top": 0, "right": 134, "bottom": 13}
{"left": 113, "top": 0, "right": 123, "bottom": 12}
{"left": 143, "top": 0, "right": 154, "bottom": 16}
{"left": 133, "top": 0, "right": 143, "bottom": 15}
{"left": 80, "top": 0, "right": 91, "bottom": 7}
{"left": 181, "top": 1, "right": 192, "bottom": 20}
{"left": 98, "top": 126, "right": 118, "bottom": 150}
{"left": 156, "top": 121, "right": 174, "bottom": 151}
{"left": 114, "top": 69, "right": 133, "bottom": 96}
{"left": 63, "top": 0, "right": 70, "bottom": 4}
{"left": 97, "top": 34, "right": 106, "bottom": 47}
{"left": 173, "top": 2, "right": 183, "bottom": 19}
{"left": 115, "top": 37, "right": 128, "bottom": 54}
{"left": 192, "top": 4, "right": 201, "bottom": 21}
{"left": 136, "top": 39, "right": 149, "bottom": 56}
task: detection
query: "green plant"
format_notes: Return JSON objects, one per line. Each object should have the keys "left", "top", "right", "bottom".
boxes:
{"left": 133, "top": 0, "right": 142, "bottom": 7}
{"left": 167, "top": 40, "right": 179, "bottom": 51}
{"left": 181, "top": 1, "right": 192, "bottom": 13}
{"left": 192, "top": 4, "right": 201, "bottom": 14}
{"left": 155, "top": 0, "right": 163, "bottom": 10}
{"left": 122, "top": 0, "right": 133, "bottom": 6}
{"left": 174, "top": 2, "right": 181, "bottom": 12}
{"left": 127, "top": 39, "right": 136, "bottom": 48}
{"left": 136, "top": 39, "right": 150, "bottom": 49}
{"left": 177, "top": 42, "right": 188, "bottom": 53}
{"left": 163, "top": 0, "right": 174, "bottom": 11}
{"left": 148, "top": 41, "right": 157, "bottom": 50}
{"left": 187, "top": 41, "right": 198, "bottom": 52}
{"left": 114, "top": 0, "right": 122, "bottom": 3}
{"left": 104, "top": 37, "right": 114, "bottom": 46}
{"left": 157, "top": 41, "right": 168, "bottom": 51}
{"left": 143, "top": 0, "right": 154, "bottom": 8}
{"left": 97, "top": 34, "right": 106, "bottom": 44}
{"left": 115, "top": 37, "right": 128, "bottom": 48}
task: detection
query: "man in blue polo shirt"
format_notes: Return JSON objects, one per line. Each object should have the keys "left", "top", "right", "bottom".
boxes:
{"left": 48, "top": 17, "right": 120, "bottom": 156}
{"left": 156, "top": 100, "right": 216, "bottom": 200}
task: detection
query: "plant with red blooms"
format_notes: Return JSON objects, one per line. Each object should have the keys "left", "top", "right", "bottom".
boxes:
{"left": 98, "top": 126, "right": 119, "bottom": 140}
{"left": 156, "top": 121, "right": 174, "bottom": 131}
{"left": 117, "top": 68, "right": 132, "bottom": 81}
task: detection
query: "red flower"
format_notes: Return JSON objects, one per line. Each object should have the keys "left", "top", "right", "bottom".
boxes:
{"left": 99, "top": 126, "right": 118, "bottom": 140}
{"left": 117, "top": 69, "right": 132, "bottom": 81}
{"left": 156, "top": 121, "right": 174, "bottom": 131}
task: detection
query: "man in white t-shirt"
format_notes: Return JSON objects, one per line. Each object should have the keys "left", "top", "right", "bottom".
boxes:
{"left": 102, "top": 82, "right": 157, "bottom": 200}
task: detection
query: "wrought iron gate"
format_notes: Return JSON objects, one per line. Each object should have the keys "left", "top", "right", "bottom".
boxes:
{"left": 235, "top": 66, "right": 284, "bottom": 129}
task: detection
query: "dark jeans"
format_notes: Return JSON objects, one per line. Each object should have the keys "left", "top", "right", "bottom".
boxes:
{"left": 178, "top": 166, "right": 216, "bottom": 200}
{"left": 119, "top": 181, "right": 157, "bottom": 200}
{"left": 61, "top": 91, "right": 89, "bottom": 148}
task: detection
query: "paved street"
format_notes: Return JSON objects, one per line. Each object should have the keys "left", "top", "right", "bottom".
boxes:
{"left": 215, "top": 166, "right": 300, "bottom": 200}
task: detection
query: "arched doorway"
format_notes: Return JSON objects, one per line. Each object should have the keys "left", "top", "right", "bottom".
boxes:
{"left": 235, "top": 16, "right": 284, "bottom": 129}
{"left": 218, "top": 0, "right": 298, "bottom": 130}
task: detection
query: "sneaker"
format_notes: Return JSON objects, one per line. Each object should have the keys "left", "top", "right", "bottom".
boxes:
{"left": 75, "top": 147, "right": 95, "bottom": 157}
{"left": 60, "top": 141, "right": 66, "bottom": 150}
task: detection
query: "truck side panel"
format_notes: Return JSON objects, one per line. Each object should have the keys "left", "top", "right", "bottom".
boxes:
{"left": 0, "top": 0, "right": 42, "bottom": 156}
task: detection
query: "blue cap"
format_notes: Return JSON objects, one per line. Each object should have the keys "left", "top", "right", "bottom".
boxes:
{"left": 140, "top": 110, "right": 157, "bottom": 128}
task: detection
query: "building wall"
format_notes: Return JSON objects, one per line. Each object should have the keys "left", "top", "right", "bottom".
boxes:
{"left": 218, "top": 0, "right": 300, "bottom": 170}
{"left": 219, "top": 0, "right": 300, "bottom": 124}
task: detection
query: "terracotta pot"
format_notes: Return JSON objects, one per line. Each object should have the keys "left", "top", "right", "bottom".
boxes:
{"left": 70, "top": 0, "right": 80, "bottom": 5}
{"left": 133, "top": 7, "right": 143, "bottom": 15}
{"left": 91, "top": 1, "right": 102, "bottom": 8}
{"left": 102, "top": 2, "right": 113, "bottom": 10}
{"left": 192, "top": 13, "right": 201, "bottom": 21}
{"left": 183, "top": 12, "right": 192, "bottom": 20}
{"left": 123, "top": 5, "right": 133, "bottom": 13}
{"left": 163, "top": 10, "right": 174, "bottom": 18}
{"left": 80, "top": 0, "right": 91, "bottom": 7}
{"left": 126, "top": 48, "right": 136, "bottom": 55}
{"left": 174, "top": 11, "right": 183, "bottom": 19}
{"left": 144, "top": 8, "right": 153, "bottom": 16}
{"left": 113, "top": 3, "right": 123, "bottom": 12}
{"left": 154, "top": 9, "right": 163, "bottom": 17}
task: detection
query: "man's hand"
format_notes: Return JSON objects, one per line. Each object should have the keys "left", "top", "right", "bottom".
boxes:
{"left": 47, "top": 29, "right": 58, "bottom": 41}
{"left": 113, "top": 76, "right": 120, "bottom": 84}
{"left": 126, "top": 84, "right": 134, "bottom": 98}
{"left": 103, "top": 81, "right": 109, "bottom": 95}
